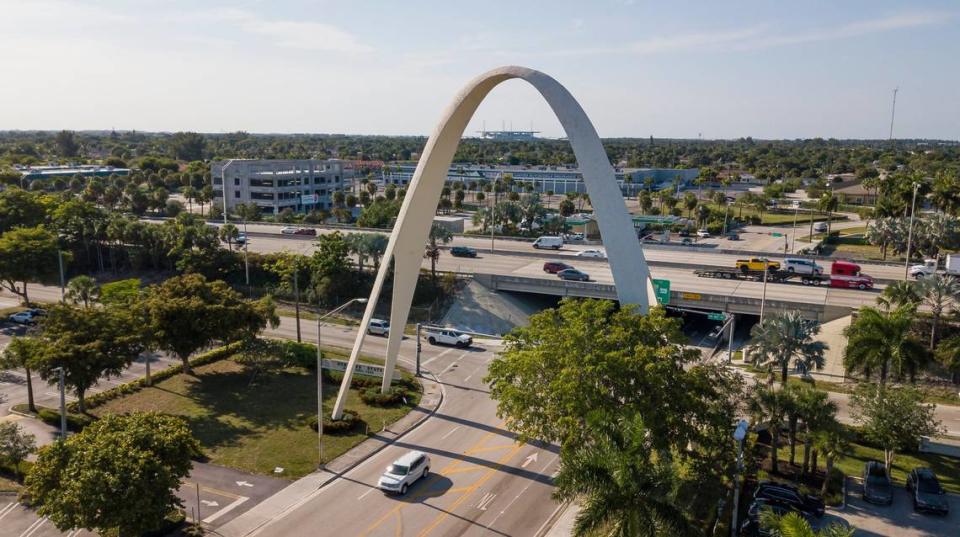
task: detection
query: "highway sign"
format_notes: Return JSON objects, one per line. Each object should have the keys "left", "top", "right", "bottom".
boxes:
{"left": 652, "top": 278, "right": 670, "bottom": 305}
{"left": 771, "top": 232, "right": 784, "bottom": 237}
{"left": 681, "top": 292, "right": 702, "bottom": 301}
{"left": 708, "top": 312, "right": 727, "bottom": 321}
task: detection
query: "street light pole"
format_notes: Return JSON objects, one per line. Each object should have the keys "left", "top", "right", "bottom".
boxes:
{"left": 53, "top": 367, "right": 66, "bottom": 441}
{"left": 904, "top": 182, "right": 920, "bottom": 280}
{"left": 791, "top": 204, "right": 799, "bottom": 253}
{"left": 315, "top": 297, "right": 367, "bottom": 469}
{"left": 221, "top": 159, "right": 235, "bottom": 225}
{"left": 759, "top": 258, "right": 769, "bottom": 323}
{"left": 730, "top": 420, "right": 749, "bottom": 537}
{"left": 57, "top": 249, "right": 66, "bottom": 302}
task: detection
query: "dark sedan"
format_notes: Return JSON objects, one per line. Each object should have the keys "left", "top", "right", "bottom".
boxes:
{"left": 450, "top": 246, "right": 477, "bottom": 258}
{"left": 863, "top": 461, "right": 893, "bottom": 505}
{"left": 557, "top": 268, "right": 590, "bottom": 282}
{"left": 740, "top": 499, "right": 802, "bottom": 537}
{"left": 907, "top": 467, "right": 949, "bottom": 515}
{"left": 753, "top": 481, "right": 825, "bottom": 518}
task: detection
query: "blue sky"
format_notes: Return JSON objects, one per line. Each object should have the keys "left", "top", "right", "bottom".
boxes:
{"left": 3, "top": 0, "right": 957, "bottom": 139}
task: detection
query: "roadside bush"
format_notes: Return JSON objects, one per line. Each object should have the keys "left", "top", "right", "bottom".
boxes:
{"left": 12, "top": 404, "right": 92, "bottom": 432}
{"left": 308, "top": 410, "right": 362, "bottom": 434}
{"left": 360, "top": 387, "right": 408, "bottom": 406}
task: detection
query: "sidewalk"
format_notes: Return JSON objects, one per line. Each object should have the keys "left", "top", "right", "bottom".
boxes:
{"left": 538, "top": 501, "right": 579, "bottom": 537}
{"left": 217, "top": 372, "right": 443, "bottom": 537}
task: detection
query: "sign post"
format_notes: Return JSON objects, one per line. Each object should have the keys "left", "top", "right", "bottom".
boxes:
{"left": 652, "top": 278, "right": 670, "bottom": 305}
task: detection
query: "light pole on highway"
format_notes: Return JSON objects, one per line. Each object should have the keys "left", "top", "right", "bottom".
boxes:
{"left": 221, "top": 159, "right": 235, "bottom": 224}
{"left": 790, "top": 202, "right": 799, "bottom": 253}
{"left": 730, "top": 419, "right": 749, "bottom": 537}
{"left": 57, "top": 249, "right": 66, "bottom": 302}
{"left": 316, "top": 297, "right": 367, "bottom": 468}
{"left": 903, "top": 181, "right": 920, "bottom": 280}
{"left": 759, "top": 258, "right": 770, "bottom": 324}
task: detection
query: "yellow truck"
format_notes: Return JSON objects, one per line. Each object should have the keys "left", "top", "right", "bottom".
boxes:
{"left": 735, "top": 257, "right": 781, "bottom": 273}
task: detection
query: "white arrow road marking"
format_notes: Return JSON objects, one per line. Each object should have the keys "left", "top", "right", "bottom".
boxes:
{"left": 203, "top": 496, "right": 249, "bottom": 525}
{"left": 236, "top": 480, "right": 254, "bottom": 487}
{"left": 521, "top": 452, "right": 538, "bottom": 468}
{"left": 201, "top": 500, "right": 220, "bottom": 507}
{"left": 477, "top": 492, "right": 497, "bottom": 511}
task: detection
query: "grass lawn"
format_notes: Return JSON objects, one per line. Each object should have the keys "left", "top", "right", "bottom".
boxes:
{"left": 89, "top": 358, "right": 421, "bottom": 479}
{"left": 698, "top": 203, "right": 844, "bottom": 226}
{"left": 0, "top": 474, "right": 20, "bottom": 492}
{"left": 833, "top": 441, "right": 960, "bottom": 494}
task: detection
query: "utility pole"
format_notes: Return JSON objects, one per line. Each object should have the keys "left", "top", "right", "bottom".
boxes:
{"left": 904, "top": 182, "right": 920, "bottom": 280}
{"left": 54, "top": 367, "right": 67, "bottom": 441}
{"left": 57, "top": 249, "right": 66, "bottom": 302}
{"left": 888, "top": 87, "right": 898, "bottom": 143}
{"left": 730, "top": 420, "right": 749, "bottom": 537}
{"left": 759, "top": 260, "right": 770, "bottom": 323}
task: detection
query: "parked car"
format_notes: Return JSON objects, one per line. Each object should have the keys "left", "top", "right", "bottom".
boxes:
{"left": 784, "top": 258, "right": 824, "bottom": 275}
{"left": 862, "top": 461, "right": 893, "bottom": 505}
{"left": 907, "top": 467, "right": 949, "bottom": 515}
{"left": 8, "top": 311, "right": 38, "bottom": 325}
{"left": 280, "top": 226, "right": 299, "bottom": 235}
{"left": 696, "top": 229, "right": 711, "bottom": 238}
{"left": 378, "top": 450, "right": 430, "bottom": 495}
{"left": 678, "top": 229, "right": 691, "bottom": 237}
{"left": 575, "top": 249, "right": 606, "bottom": 259}
{"left": 450, "top": 246, "right": 477, "bottom": 257}
{"left": 753, "top": 481, "right": 825, "bottom": 518}
{"left": 726, "top": 233, "right": 740, "bottom": 241}
{"left": 426, "top": 328, "right": 472, "bottom": 348}
{"left": 813, "top": 221, "right": 829, "bottom": 233}
{"left": 235, "top": 233, "right": 247, "bottom": 245}
{"left": 557, "top": 268, "right": 590, "bottom": 282}
{"left": 367, "top": 319, "right": 390, "bottom": 337}
{"left": 543, "top": 261, "right": 573, "bottom": 274}
{"left": 532, "top": 236, "right": 564, "bottom": 249}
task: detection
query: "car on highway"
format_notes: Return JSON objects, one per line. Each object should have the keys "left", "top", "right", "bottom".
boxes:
{"left": 8, "top": 310, "right": 39, "bottom": 325}
{"left": 784, "top": 258, "right": 824, "bottom": 275}
{"left": 426, "top": 328, "right": 472, "bottom": 348}
{"left": 736, "top": 258, "right": 781, "bottom": 273}
{"left": 726, "top": 233, "right": 740, "bottom": 241}
{"left": 678, "top": 229, "right": 691, "bottom": 237}
{"left": 367, "top": 319, "right": 390, "bottom": 337}
{"left": 753, "top": 481, "right": 825, "bottom": 518}
{"left": 557, "top": 268, "right": 590, "bottom": 282}
{"left": 294, "top": 227, "right": 317, "bottom": 236}
{"left": 696, "top": 229, "right": 710, "bottom": 238}
{"left": 378, "top": 450, "right": 430, "bottom": 495}
{"left": 906, "top": 467, "right": 949, "bottom": 515}
{"left": 532, "top": 236, "right": 564, "bottom": 249}
{"left": 862, "top": 461, "right": 893, "bottom": 505}
{"left": 813, "top": 221, "right": 828, "bottom": 233}
{"left": 575, "top": 249, "right": 606, "bottom": 259}
{"left": 564, "top": 232, "right": 585, "bottom": 242}
{"left": 450, "top": 246, "right": 477, "bottom": 257}
{"left": 543, "top": 261, "right": 573, "bottom": 274}
{"left": 235, "top": 233, "right": 247, "bottom": 245}
{"left": 280, "top": 226, "right": 299, "bottom": 235}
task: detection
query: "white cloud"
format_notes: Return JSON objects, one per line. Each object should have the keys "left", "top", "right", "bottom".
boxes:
{"left": 189, "top": 8, "right": 372, "bottom": 52}
{"left": 735, "top": 11, "right": 950, "bottom": 50}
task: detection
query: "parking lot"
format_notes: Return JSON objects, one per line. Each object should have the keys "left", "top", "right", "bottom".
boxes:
{"left": 829, "top": 478, "right": 957, "bottom": 536}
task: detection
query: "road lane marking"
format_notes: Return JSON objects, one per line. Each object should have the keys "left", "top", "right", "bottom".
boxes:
{"left": 421, "top": 347, "right": 455, "bottom": 367}
{"left": 20, "top": 517, "right": 47, "bottom": 537}
{"left": 521, "top": 452, "right": 538, "bottom": 468}
{"left": 476, "top": 492, "right": 496, "bottom": 511}
{"left": 436, "top": 350, "right": 472, "bottom": 377}
{"left": 0, "top": 502, "right": 17, "bottom": 521}
{"left": 465, "top": 443, "right": 518, "bottom": 455}
{"left": 416, "top": 443, "right": 526, "bottom": 537}
{"left": 443, "top": 465, "right": 487, "bottom": 476}
{"left": 358, "top": 487, "right": 376, "bottom": 500}
{"left": 486, "top": 452, "right": 560, "bottom": 530}
{"left": 203, "top": 496, "right": 249, "bottom": 525}
{"left": 440, "top": 425, "right": 461, "bottom": 440}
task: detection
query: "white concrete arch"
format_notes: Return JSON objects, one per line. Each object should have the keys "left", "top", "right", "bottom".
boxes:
{"left": 332, "top": 66, "right": 656, "bottom": 419}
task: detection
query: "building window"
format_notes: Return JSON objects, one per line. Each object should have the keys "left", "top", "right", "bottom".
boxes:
{"left": 234, "top": 191, "right": 240, "bottom": 199}
{"left": 213, "top": 177, "right": 222, "bottom": 185}
{"left": 250, "top": 178, "right": 274, "bottom": 188}
{"left": 234, "top": 178, "right": 240, "bottom": 186}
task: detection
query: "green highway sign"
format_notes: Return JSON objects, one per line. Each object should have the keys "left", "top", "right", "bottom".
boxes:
{"left": 771, "top": 232, "right": 784, "bottom": 237}
{"left": 652, "top": 278, "right": 670, "bottom": 305}
{"left": 708, "top": 312, "right": 727, "bottom": 321}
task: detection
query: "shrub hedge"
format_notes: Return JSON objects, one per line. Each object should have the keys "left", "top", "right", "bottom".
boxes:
{"left": 359, "top": 387, "right": 409, "bottom": 407}
{"left": 68, "top": 342, "right": 242, "bottom": 413}
{"left": 307, "top": 410, "right": 362, "bottom": 434}
{"left": 11, "top": 404, "right": 92, "bottom": 432}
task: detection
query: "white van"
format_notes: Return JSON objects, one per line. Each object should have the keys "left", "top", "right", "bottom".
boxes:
{"left": 784, "top": 258, "right": 823, "bottom": 275}
{"left": 532, "top": 236, "right": 564, "bottom": 250}
{"left": 813, "top": 222, "right": 828, "bottom": 233}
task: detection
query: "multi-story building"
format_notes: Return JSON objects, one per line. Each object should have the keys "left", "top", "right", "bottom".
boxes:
{"left": 211, "top": 159, "right": 351, "bottom": 214}
{"left": 17, "top": 164, "right": 130, "bottom": 181}
{"left": 381, "top": 163, "right": 698, "bottom": 196}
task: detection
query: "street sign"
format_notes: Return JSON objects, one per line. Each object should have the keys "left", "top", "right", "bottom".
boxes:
{"left": 681, "top": 292, "right": 702, "bottom": 301}
{"left": 652, "top": 278, "right": 670, "bottom": 305}
{"left": 708, "top": 312, "right": 727, "bottom": 321}
{"left": 771, "top": 232, "right": 784, "bottom": 238}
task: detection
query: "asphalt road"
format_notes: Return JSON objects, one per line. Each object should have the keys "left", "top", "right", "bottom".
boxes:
{"left": 217, "top": 317, "right": 563, "bottom": 537}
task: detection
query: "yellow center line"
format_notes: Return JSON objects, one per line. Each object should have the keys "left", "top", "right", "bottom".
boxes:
{"left": 463, "top": 443, "right": 519, "bottom": 455}
{"left": 181, "top": 481, "right": 244, "bottom": 501}
{"left": 441, "top": 466, "right": 488, "bottom": 477}
{"left": 416, "top": 443, "right": 526, "bottom": 537}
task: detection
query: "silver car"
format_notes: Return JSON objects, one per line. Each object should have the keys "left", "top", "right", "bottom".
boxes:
{"left": 367, "top": 319, "right": 390, "bottom": 336}
{"left": 378, "top": 451, "right": 430, "bottom": 495}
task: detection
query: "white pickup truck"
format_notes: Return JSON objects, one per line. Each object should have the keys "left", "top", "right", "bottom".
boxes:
{"left": 425, "top": 328, "right": 473, "bottom": 348}
{"left": 909, "top": 255, "right": 960, "bottom": 279}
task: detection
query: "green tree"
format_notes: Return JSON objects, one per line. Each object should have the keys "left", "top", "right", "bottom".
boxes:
{"left": 143, "top": 274, "right": 277, "bottom": 374}
{"left": 0, "top": 226, "right": 61, "bottom": 304}
{"left": 876, "top": 280, "right": 922, "bottom": 310}
{"left": 424, "top": 223, "right": 453, "bottom": 282}
{"left": 843, "top": 305, "right": 929, "bottom": 384}
{"left": 65, "top": 275, "right": 100, "bottom": 308}
{"left": 0, "top": 337, "right": 44, "bottom": 412}
{"left": 0, "top": 422, "right": 36, "bottom": 479}
{"left": 34, "top": 304, "right": 145, "bottom": 412}
{"left": 749, "top": 311, "right": 827, "bottom": 384}
{"left": 219, "top": 222, "right": 240, "bottom": 250}
{"left": 0, "top": 188, "right": 48, "bottom": 233}
{"left": 759, "top": 510, "right": 854, "bottom": 537}
{"left": 818, "top": 191, "right": 839, "bottom": 235}
{"left": 311, "top": 231, "right": 352, "bottom": 306}
{"left": 25, "top": 413, "right": 199, "bottom": 537}
{"left": 168, "top": 132, "right": 205, "bottom": 161}
{"left": 850, "top": 384, "right": 942, "bottom": 477}
{"left": 54, "top": 130, "right": 79, "bottom": 157}
{"left": 813, "top": 424, "right": 851, "bottom": 496}
{"left": 555, "top": 413, "right": 697, "bottom": 537}
{"left": 558, "top": 198, "right": 575, "bottom": 217}
{"left": 264, "top": 253, "right": 309, "bottom": 342}
{"left": 748, "top": 385, "right": 792, "bottom": 474}
{"left": 918, "top": 274, "right": 959, "bottom": 350}
{"left": 790, "top": 385, "right": 838, "bottom": 476}
{"left": 683, "top": 191, "right": 698, "bottom": 218}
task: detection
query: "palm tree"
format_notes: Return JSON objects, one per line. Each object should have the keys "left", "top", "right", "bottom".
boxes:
{"left": 424, "top": 223, "right": 452, "bottom": 282}
{"left": 818, "top": 191, "right": 839, "bottom": 236}
{"left": 554, "top": 415, "right": 697, "bottom": 537}
{"left": 792, "top": 385, "right": 838, "bottom": 477}
{"left": 936, "top": 335, "right": 960, "bottom": 384}
{"left": 876, "top": 280, "right": 922, "bottom": 310}
{"left": 749, "top": 385, "right": 792, "bottom": 474}
{"left": 814, "top": 424, "right": 851, "bottom": 497}
{"left": 759, "top": 510, "right": 854, "bottom": 537}
{"left": 919, "top": 274, "right": 960, "bottom": 350}
{"left": 65, "top": 275, "right": 100, "bottom": 308}
{"left": 749, "top": 311, "right": 828, "bottom": 384}
{"left": 219, "top": 223, "right": 239, "bottom": 250}
{"left": 683, "top": 192, "right": 698, "bottom": 219}
{"left": 844, "top": 305, "right": 930, "bottom": 384}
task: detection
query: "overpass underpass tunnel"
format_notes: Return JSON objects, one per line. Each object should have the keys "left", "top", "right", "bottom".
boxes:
{"left": 669, "top": 309, "right": 759, "bottom": 357}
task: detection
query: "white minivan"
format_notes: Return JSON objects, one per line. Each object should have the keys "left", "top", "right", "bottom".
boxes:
{"left": 784, "top": 258, "right": 824, "bottom": 275}
{"left": 532, "top": 236, "right": 564, "bottom": 250}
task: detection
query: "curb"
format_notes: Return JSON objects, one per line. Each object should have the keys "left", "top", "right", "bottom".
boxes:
{"left": 534, "top": 500, "right": 573, "bottom": 537}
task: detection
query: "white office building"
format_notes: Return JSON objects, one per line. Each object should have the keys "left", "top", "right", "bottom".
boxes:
{"left": 211, "top": 159, "right": 352, "bottom": 214}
